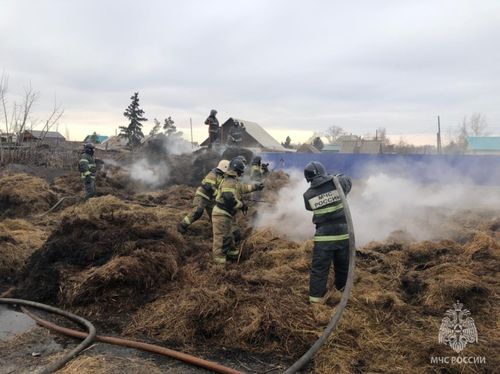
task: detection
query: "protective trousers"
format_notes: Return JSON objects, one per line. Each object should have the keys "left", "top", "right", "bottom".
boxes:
{"left": 208, "top": 130, "right": 219, "bottom": 148}
{"left": 182, "top": 195, "right": 214, "bottom": 227}
{"left": 211, "top": 213, "right": 240, "bottom": 264}
{"left": 309, "top": 239, "right": 349, "bottom": 302}
{"left": 84, "top": 177, "right": 96, "bottom": 200}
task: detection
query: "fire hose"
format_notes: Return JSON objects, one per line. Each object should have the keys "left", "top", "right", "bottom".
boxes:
{"left": 0, "top": 298, "right": 96, "bottom": 374}
{"left": 0, "top": 298, "right": 243, "bottom": 373}
{"left": 6, "top": 176, "right": 354, "bottom": 373}
{"left": 283, "top": 175, "right": 356, "bottom": 373}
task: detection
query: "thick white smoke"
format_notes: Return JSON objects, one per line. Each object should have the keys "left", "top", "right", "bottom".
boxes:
{"left": 162, "top": 133, "right": 197, "bottom": 155}
{"left": 126, "top": 158, "right": 170, "bottom": 188}
{"left": 102, "top": 158, "right": 170, "bottom": 188}
{"left": 255, "top": 170, "right": 500, "bottom": 246}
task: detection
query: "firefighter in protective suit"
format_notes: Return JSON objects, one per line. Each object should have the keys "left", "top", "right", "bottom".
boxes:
{"left": 205, "top": 109, "right": 219, "bottom": 149}
{"left": 79, "top": 143, "right": 97, "bottom": 199}
{"left": 211, "top": 157, "right": 264, "bottom": 264}
{"left": 178, "top": 159, "right": 230, "bottom": 234}
{"left": 250, "top": 156, "right": 269, "bottom": 182}
{"left": 303, "top": 161, "right": 352, "bottom": 304}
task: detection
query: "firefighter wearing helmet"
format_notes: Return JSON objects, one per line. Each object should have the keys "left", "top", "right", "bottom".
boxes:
{"left": 303, "top": 161, "right": 352, "bottom": 306}
{"left": 178, "top": 159, "right": 230, "bottom": 234}
{"left": 211, "top": 157, "right": 264, "bottom": 265}
{"left": 79, "top": 143, "right": 97, "bottom": 199}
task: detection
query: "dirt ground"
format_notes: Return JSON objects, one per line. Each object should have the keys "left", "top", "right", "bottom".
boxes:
{"left": 0, "top": 150, "right": 499, "bottom": 374}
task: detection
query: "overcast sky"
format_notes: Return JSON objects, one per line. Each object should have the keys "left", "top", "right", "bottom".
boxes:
{"left": 1, "top": 0, "right": 499, "bottom": 144}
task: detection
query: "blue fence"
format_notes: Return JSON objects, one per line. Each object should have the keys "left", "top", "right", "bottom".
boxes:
{"left": 260, "top": 153, "right": 500, "bottom": 185}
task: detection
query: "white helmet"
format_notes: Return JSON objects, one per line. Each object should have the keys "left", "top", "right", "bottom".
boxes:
{"left": 217, "top": 159, "right": 230, "bottom": 173}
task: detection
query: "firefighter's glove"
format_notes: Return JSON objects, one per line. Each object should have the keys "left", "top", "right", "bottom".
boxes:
{"left": 255, "top": 183, "right": 265, "bottom": 191}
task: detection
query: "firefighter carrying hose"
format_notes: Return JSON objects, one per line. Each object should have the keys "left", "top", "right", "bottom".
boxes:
{"left": 79, "top": 143, "right": 97, "bottom": 199}
{"left": 177, "top": 159, "right": 230, "bottom": 234}
{"left": 303, "top": 161, "right": 352, "bottom": 305}
{"left": 211, "top": 157, "right": 264, "bottom": 265}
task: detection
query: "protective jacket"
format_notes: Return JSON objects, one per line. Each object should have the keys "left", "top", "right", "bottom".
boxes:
{"left": 196, "top": 168, "right": 224, "bottom": 201}
{"left": 205, "top": 115, "right": 219, "bottom": 133}
{"left": 79, "top": 152, "right": 96, "bottom": 179}
{"left": 303, "top": 174, "right": 352, "bottom": 242}
{"left": 228, "top": 124, "right": 243, "bottom": 144}
{"left": 213, "top": 173, "right": 258, "bottom": 217}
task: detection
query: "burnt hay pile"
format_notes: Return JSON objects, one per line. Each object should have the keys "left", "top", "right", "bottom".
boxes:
{"left": 0, "top": 219, "right": 46, "bottom": 278}
{"left": 14, "top": 196, "right": 187, "bottom": 317}
{"left": 0, "top": 173, "right": 58, "bottom": 217}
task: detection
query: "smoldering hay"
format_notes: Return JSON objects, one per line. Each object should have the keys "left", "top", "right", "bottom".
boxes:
{"left": 2, "top": 169, "right": 498, "bottom": 373}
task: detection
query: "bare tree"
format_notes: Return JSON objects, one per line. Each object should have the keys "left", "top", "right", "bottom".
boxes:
{"left": 324, "top": 125, "right": 344, "bottom": 144}
{"left": 468, "top": 113, "right": 487, "bottom": 136}
{"left": 0, "top": 74, "right": 64, "bottom": 164}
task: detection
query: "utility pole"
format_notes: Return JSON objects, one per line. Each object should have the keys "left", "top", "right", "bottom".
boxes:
{"left": 437, "top": 115, "right": 442, "bottom": 154}
{"left": 190, "top": 117, "right": 193, "bottom": 148}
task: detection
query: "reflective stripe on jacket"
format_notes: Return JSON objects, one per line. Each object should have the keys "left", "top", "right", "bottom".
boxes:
{"left": 79, "top": 153, "right": 96, "bottom": 179}
{"left": 213, "top": 175, "right": 256, "bottom": 216}
{"left": 303, "top": 174, "right": 352, "bottom": 242}
{"left": 195, "top": 169, "right": 223, "bottom": 201}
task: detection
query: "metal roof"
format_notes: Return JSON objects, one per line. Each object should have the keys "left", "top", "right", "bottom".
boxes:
{"left": 27, "top": 130, "right": 65, "bottom": 139}
{"left": 321, "top": 144, "right": 341, "bottom": 152}
{"left": 84, "top": 135, "right": 109, "bottom": 143}
{"left": 467, "top": 136, "right": 500, "bottom": 151}
{"left": 233, "top": 119, "right": 286, "bottom": 151}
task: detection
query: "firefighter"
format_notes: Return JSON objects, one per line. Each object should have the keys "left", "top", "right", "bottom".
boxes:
{"left": 205, "top": 109, "right": 219, "bottom": 149}
{"left": 79, "top": 143, "right": 97, "bottom": 199}
{"left": 177, "top": 159, "right": 230, "bottom": 234}
{"left": 250, "top": 156, "right": 269, "bottom": 181}
{"left": 228, "top": 120, "right": 244, "bottom": 145}
{"left": 303, "top": 161, "right": 352, "bottom": 305}
{"left": 211, "top": 157, "right": 264, "bottom": 264}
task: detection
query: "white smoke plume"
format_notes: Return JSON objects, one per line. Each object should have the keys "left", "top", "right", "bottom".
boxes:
{"left": 162, "top": 133, "right": 196, "bottom": 155}
{"left": 255, "top": 170, "right": 500, "bottom": 246}
{"left": 126, "top": 158, "right": 170, "bottom": 188}
{"left": 102, "top": 158, "right": 170, "bottom": 188}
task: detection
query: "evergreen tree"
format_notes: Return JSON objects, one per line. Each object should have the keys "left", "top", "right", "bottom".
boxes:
{"left": 163, "top": 116, "right": 176, "bottom": 136}
{"left": 119, "top": 92, "right": 147, "bottom": 148}
{"left": 149, "top": 118, "right": 161, "bottom": 137}
{"left": 282, "top": 136, "right": 292, "bottom": 149}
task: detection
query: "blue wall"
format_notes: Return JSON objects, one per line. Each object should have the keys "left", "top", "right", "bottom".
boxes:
{"left": 260, "top": 153, "right": 500, "bottom": 185}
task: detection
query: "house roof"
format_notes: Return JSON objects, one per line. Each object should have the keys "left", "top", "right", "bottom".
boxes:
{"left": 84, "top": 135, "right": 109, "bottom": 143}
{"left": 232, "top": 118, "right": 287, "bottom": 151}
{"left": 467, "top": 136, "right": 500, "bottom": 151}
{"left": 27, "top": 130, "right": 65, "bottom": 140}
{"left": 321, "top": 144, "right": 341, "bottom": 152}
{"left": 297, "top": 143, "right": 321, "bottom": 153}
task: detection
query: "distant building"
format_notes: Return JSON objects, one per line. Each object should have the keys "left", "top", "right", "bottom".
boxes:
{"left": 97, "top": 135, "right": 128, "bottom": 151}
{"left": 22, "top": 130, "right": 65, "bottom": 143}
{"left": 297, "top": 143, "right": 320, "bottom": 153}
{"left": 0, "top": 132, "right": 16, "bottom": 142}
{"left": 200, "top": 118, "right": 287, "bottom": 152}
{"left": 467, "top": 136, "right": 500, "bottom": 155}
{"left": 321, "top": 144, "right": 341, "bottom": 153}
{"left": 83, "top": 134, "right": 109, "bottom": 144}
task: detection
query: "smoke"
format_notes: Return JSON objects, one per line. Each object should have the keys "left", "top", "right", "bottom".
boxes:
{"left": 162, "top": 133, "right": 196, "bottom": 155}
{"left": 255, "top": 171, "right": 314, "bottom": 241}
{"left": 255, "top": 170, "right": 500, "bottom": 245}
{"left": 102, "top": 158, "right": 170, "bottom": 188}
{"left": 126, "top": 158, "right": 170, "bottom": 188}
